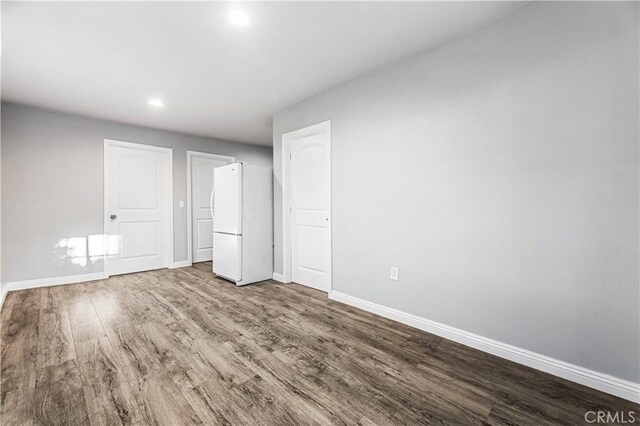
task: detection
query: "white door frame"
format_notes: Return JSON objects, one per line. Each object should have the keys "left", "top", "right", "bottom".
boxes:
{"left": 281, "top": 120, "right": 332, "bottom": 290}
{"left": 186, "top": 151, "right": 235, "bottom": 265}
{"left": 103, "top": 139, "right": 174, "bottom": 276}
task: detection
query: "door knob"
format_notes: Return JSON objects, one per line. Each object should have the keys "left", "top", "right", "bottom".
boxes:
{"left": 110, "top": 214, "right": 117, "bottom": 220}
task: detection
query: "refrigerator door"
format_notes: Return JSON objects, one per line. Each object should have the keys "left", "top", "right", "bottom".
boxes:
{"left": 213, "top": 163, "right": 243, "bottom": 235}
{"left": 213, "top": 233, "right": 242, "bottom": 281}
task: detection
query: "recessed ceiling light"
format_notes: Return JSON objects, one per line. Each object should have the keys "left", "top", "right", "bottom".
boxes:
{"left": 228, "top": 10, "right": 249, "bottom": 26}
{"left": 148, "top": 99, "right": 166, "bottom": 107}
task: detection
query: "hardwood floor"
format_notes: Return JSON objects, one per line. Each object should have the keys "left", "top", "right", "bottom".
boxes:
{"left": 1, "top": 262, "right": 638, "bottom": 425}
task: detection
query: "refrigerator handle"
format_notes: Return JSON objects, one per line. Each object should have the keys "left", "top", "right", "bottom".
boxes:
{"left": 209, "top": 187, "right": 215, "bottom": 220}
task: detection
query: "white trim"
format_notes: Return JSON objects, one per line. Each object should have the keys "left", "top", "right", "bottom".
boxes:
{"left": 5, "top": 272, "right": 108, "bottom": 293}
{"left": 0, "top": 286, "right": 8, "bottom": 311}
{"left": 169, "top": 260, "right": 192, "bottom": 269}
{"left": 186, "top": 151, "right": 236, "bottom": 265}
{"left": 104, "top": 139, "right": 174, "bottom": 275}
{"left": 281, "top": 120, "right": 332, "bottom": 290}
{"left": 272, "top": 272, "right": 286, "bottom": 283}
{"left": 329, "top": 290, "right": 640, "bottom": 403}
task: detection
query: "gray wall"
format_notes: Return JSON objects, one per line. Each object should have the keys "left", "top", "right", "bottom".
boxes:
{"left": 2, "top": 102, "right": 272, "bottom": 282}
{"left": 273, "top": 2, "right": 639, "bottom": 382}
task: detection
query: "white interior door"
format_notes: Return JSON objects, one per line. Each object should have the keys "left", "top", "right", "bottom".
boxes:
{"left": 191, "top": 154, "right": 233, "bottom": 263}
{"left": 105, "top": 141, "right": 172, "bottom": 276}
{"left": 290, "top": 129, "right": 331, "bottom": 292}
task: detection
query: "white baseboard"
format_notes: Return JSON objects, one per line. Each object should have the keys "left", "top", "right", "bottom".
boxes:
{"left": 169, "top": 261, "right": 192, "bottom": 269}
{"left": 0, "top": 286, "right": 8, "bottom": 311}
{"left": 329, "top": 290, "right": 640, "bottom": 403}
{"left": 5, "top": 272, "right": 109, "bottom": 294}
{"left": 272, "top": 272, "right": 287, "bottom": 283}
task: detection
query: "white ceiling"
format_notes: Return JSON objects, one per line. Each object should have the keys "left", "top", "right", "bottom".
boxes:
{"left": 2, "top": 2, "right": 522, "bottom": 146}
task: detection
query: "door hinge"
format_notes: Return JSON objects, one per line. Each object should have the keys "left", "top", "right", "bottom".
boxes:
{"left": 289, "top": 153, "right": 292, "bottom": 160}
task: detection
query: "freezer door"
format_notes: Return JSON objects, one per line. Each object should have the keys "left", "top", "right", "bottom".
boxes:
{"left": 213, "top": 163, "right": 243, "bottom": 235}
{"left": 213, "top": 233, "right": 242, "bottom": 282}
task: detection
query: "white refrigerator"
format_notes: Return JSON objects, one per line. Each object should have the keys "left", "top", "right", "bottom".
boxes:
{"left": 211, "top": 162, "right": 273, "bottom": 285}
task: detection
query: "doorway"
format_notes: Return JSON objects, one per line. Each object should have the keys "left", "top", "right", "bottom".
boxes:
{"left": 282, "top": 121, "right": 332, "bottom": 292}
{"left": 104, "top": 139, "right": 173, "bottom": 276}
{"left": 186, "top": 151, "right": 235, "bottom": 264}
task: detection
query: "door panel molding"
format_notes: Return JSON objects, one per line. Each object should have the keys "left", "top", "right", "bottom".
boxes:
{"left": 104, "top": 139, "right": 173, "bottom": 276}
{"left": 281, "top": 121, "right": 332, "bottom": 292}
{"left": 186, "top": 151, "right": 235, "bottom": 264}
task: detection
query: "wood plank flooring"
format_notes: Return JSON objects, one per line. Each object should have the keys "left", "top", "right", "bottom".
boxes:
{"left": 1, "top": 262, "right": 638, "bottom": 425}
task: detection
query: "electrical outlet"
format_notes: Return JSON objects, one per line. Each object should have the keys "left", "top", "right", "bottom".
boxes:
{"left": 390, "top": 266, "right": 399, "bottom": 281}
